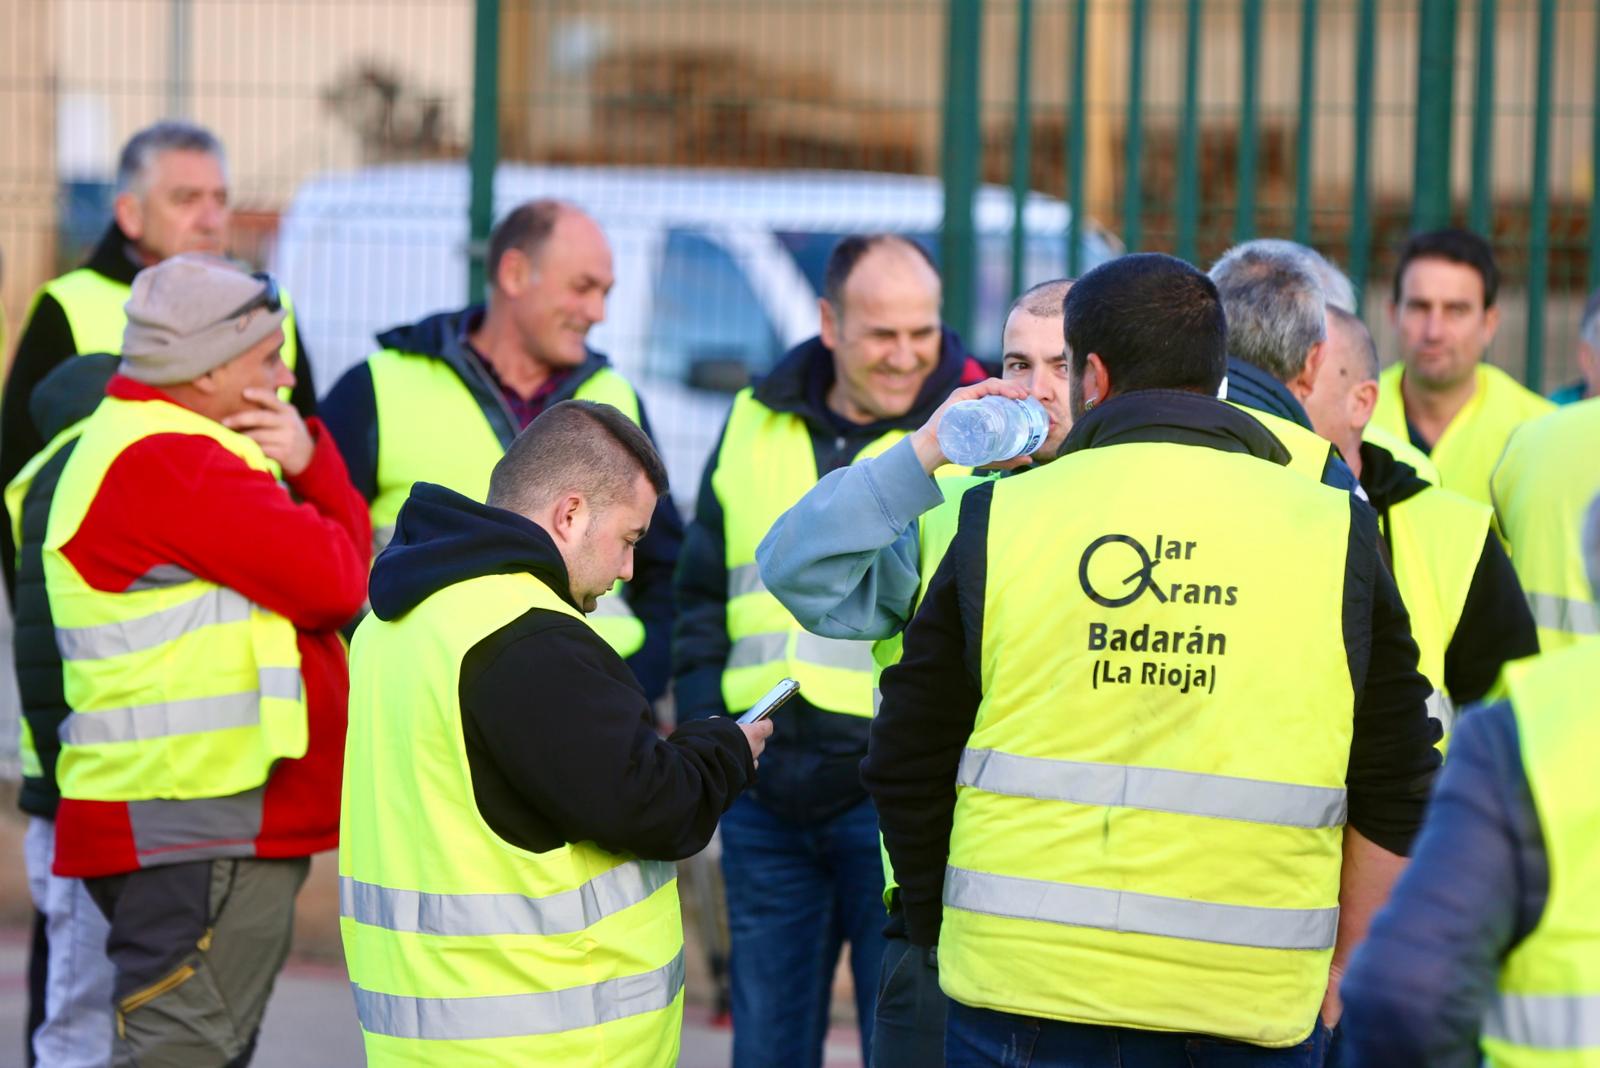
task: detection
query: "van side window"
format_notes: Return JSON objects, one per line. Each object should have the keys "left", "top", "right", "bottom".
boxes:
{"left": 647, "top": 230, "right": 782, "bottom": 393}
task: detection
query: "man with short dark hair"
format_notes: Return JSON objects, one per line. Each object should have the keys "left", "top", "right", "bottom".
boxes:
{"left": 1370, "top": 228, "right": 1553, "bottom": 506}
{"left": 674, "top": 232, "right": 987, "bottom": 1065}
{"left": 321, "top": 198, "right": 682, "bottom": 698}
{"left": 42, "top": 254, "right": 368, "bottom": 1066}
{"left": 340, "top": 399, "right": 767, "bottom": 1067}
{"left": 865, "top": 252, "right": 1439, "bottom": 1064}
{"left": 2, "top": 120, "right": 317, "bottom": 593}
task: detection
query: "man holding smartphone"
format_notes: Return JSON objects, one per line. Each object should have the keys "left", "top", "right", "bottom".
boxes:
{"left": 342, "top": 400, "right": 768, "bottom": 1066}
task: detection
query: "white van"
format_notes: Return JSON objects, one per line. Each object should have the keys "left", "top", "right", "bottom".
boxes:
{"left": 272, "top": 163, "right": 1121, "bottom": 503}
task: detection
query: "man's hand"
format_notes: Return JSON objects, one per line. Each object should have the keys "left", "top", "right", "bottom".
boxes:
{"left": 1321, "top": 960, "right": 1344, "bottom": 1029}
{"left": 908, "top": 378, "right": 1029, "bottom": 475}
{"left": 223, "top": 388, "right": 315, "bottom": 477}
{"left": 738, "top": 718, "right": 774, "bottom": 767}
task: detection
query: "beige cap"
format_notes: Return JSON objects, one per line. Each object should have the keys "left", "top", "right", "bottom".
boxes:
{"left": 120, "top": 253, "right": 288, "bottom": 385}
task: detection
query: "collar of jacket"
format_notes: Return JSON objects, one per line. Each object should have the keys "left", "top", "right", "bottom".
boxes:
{"left": 1060, "top": 388, "right": 1293, "bottom": 465}
{"left": 751, "top": 326, "right": 982, "bottom": 439}
{"left": 368, "top": 481, "right": 579, "bottom": 621}
{"left": 373, "top": 304, "right": 617, "bottom": 445}
{"left": 1224, "top": 355, "right": 1314, "bottom": 430}
{"left": 1357, "top": 439, "right": 1430, "bottom": 511}
{"left": 83, "top": 223, "right": 147, "bottom": 287}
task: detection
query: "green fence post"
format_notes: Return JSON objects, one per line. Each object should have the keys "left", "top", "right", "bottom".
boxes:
{"left": 1124, "top": 0, "right": 1148, "bottom": 251}
{"left": 942, "top": 0, "right": 984, "bottom": 340}
{"left": 1349, "top": 0, "right": 1377, "bottom": 313}
{"left": 1524, "top": 0, "right": 1555, "bottom": 393}
{"left": 1468, "top": 0, "right": 1497, "bottom": 236}
{"left": 1176, "top": 0, "right": 1203, "bottom": 264}
{"left": 1591, "top": 8, "right": 1600, "bottom": 294}
{"left": 1235, "top": 0, "right": 1262, "bottom": 244}
{"left": 1011, "top": 0, "right": 1034, "bottom": 301}
{"left": 1412, "top": 0, "right": 1458, "bottom": 232}
{"left": 1067, "top": 0, "right": 1089, "bottom": 277}
{"left": 1292, "top": 0, "right": 1318, "bottom": 245}
{"left": 467, "top": 0, "right": 501, "bottom": 306}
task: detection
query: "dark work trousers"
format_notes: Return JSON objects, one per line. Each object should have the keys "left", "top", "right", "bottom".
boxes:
{"left": 871, "top": 932, "right": 946, "bottom": 1067}
{"left": 86, "top": 856, "right": 310, "bottom": 1068}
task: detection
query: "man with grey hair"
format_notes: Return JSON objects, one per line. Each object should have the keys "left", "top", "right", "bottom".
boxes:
{"left": 1550, "top": 286, "right": 1600, "bottom": 404}
{"left": 1341, "top": 488, "right": 1600, "bottom": 1065}
{"left": 1303, "top": 307, "right": 1536, "bottom": 744}
{"left": 2, "top": 120, "right": 316, "bottom": 593}
{"left": 1209, "top": 240, "right": 1362, "bottom": 491}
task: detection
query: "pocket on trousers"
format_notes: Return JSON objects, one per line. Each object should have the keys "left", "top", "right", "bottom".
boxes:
{"left": 116, "top": 940, "right": 240, "bottom": 1063}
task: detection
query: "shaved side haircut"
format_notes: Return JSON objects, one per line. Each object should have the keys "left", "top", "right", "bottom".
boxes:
{"left": 1009, "top": 278, "right": 1073, "bottom": 320}
{"left": 488, "top": 400, "right": 668, "bottom": 515}
{"left": 1327, "top": 307, "right": 1381, "bottom": 383}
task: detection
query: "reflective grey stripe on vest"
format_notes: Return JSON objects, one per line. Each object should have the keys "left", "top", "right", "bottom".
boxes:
{"left": 1528, "top": 593, "right": 1600, "bottom": 637}
{"left": 58, "top": 668, "right": 302, "bottom": 745}
{"left": 353, "top": 947, "right": 685, "bottom": 1041}
{"left": 944, "top": 866, "right": 1339, "bottom": 951}
{"left": 729, "top": 562, "right": 766, "bottom": 599}
{"left": 55, "top": 586, "right": 252, "bottom": 661}
{"left": 340, "top": 859, "right": 674, "bottom": 938}
{"left": 1485, "top": 992, "right": 1600, "bottom": 1050}
{"left": 957, "top": 748, "right": 1348, "bottom": 829}
{"left": 728, "top": 631, "right": 876, "bottom": 673}
{"left": 129, "top": 786, "right": 267, "bottom": 859}
{"left": 1426, "top": 689, "right": 1456, "bottom": 735}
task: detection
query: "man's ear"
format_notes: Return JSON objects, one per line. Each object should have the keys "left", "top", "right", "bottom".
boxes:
{"left": 1351, "top": 380, "right": 1380, "bottom": 431}
{"left": 549, "top": 492, "right": 586, "bottom": 542}
{"left": 818, "top": 298, "right": 840, "bottom": 351}
{"left": 113, "top": 192, "right": 144, "bottom": 243}
{"left": 497, "top": 248, "right": 533, "bottom": 299}
{"left": 1482, "top": 303, "right": 1502, "bottom": 343}
{"left": 191, "top": 368, "right": 221, "bottom": 396}
{"left": 1289, "top": 341, "right": 1326, "bottom": 402}
{"left": 1084, "top": 352, "right": 1111, "bottom": 404}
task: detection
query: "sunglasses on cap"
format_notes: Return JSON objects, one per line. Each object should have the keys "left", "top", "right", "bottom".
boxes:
{"left": 220, "top": 272, "right": 282, "bottom": 323}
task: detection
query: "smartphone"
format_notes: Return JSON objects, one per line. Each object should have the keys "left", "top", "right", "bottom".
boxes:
{"left": 737, "top": 678, "right": 800, "bottom": 725}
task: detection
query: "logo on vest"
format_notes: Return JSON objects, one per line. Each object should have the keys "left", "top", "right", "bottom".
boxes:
{"left": 1078, "top": 533, "right": 1235, "bottom": 696}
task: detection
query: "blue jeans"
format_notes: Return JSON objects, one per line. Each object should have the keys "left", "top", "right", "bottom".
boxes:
{"left": 720, "top": 793, "right": 887, "bottom": 1068}
{"left": 945, "top": 1000, "right": 1332, "bottom": 1068}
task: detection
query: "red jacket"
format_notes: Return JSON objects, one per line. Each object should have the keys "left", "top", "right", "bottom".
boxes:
{"left": 53, "top": 376, "right": 370, "bottom": 877}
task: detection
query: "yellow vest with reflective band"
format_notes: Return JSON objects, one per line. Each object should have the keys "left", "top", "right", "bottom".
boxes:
{"left": 36, "top": 266, "right": 303, "bottom": 400}
{"left": 1481, "top": 645, "right": 1600, "bottom": 1066}
{"left": 366, "top": 348, "right": 645, "bottom": 658}
{"left": 1227, "top": 402, "right": 1336, "bottom": 483}
{"left": 871, "top": 470, "right": 996, "bottom": 905}
{"left": 1492, "top": 399, "right": 1600, "bottom": 654}
{"left": 716, "top": 389, "right": 903, "bottom": 716}
{"left": 43, "top": 396, "right": 307, "bottom": 802}
{"left": 941, "top": 441, "right": 1354, "bottom": 1048}
{"left": 1373, "top": 363, "right": 1554, "bottom": 508}
{"left": 340, "top": 570, "right": 683, "bottom": 1067}
{"left": 7, "top": 418, "right": 93, "bottom": 784}
{"left": 1380, "top": 468, "right": 1493, "bottom": 749}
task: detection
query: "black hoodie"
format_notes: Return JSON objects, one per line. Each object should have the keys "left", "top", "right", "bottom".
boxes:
{"left": 672, "top": 327, "right": 986, "bottom": 826}
{"left": 322, "top": 305, "right": 683, "bottom": 700}
{"left": 368, "top": 482, "right": 753, "bottom": 860}
{"left": 1358, "top": 440, "right": 1538, "bottom": 707}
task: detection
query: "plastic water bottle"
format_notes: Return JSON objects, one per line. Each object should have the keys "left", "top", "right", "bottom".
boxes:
{"left": 937, "top": 396, "right": 1049, "bottom": 466}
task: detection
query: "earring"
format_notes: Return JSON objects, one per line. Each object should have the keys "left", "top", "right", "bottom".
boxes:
{"left": 1084, "top": 397, "right": 1097, "bottom": 410}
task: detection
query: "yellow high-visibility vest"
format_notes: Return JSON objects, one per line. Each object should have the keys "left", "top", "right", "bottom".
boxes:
{"left": 1372, "top": 363, "right": 1554, "bottom": 508}
{"left": 365, "top": 348, "right": 645, "bottom": 658}
{"left": 1229, "top": 402, "right": 1338, "bottom": 483}
{"left": 941, "top": 439, "right": 1355, "bottom": 1047}
{"left": 1492, "top": 399, "right": 1600, "bottom": 654}
{"left": 44, "top": 396, "right": 306, "bottom": 803}
{"left": 1482, "top": 645, "right": 1600, "bottom": 1067}
{"left": 340, "top": 571, "right": 683, "bottom": 1067}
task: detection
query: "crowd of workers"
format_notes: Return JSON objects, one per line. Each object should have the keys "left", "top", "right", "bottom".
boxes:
{"left": 2, "top": 118, "right": 1597, "bottom": 1068}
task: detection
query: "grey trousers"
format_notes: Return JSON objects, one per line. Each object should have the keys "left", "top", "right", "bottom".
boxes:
{"left": 86, "top": 856, "right": 310, "bottom": 1068}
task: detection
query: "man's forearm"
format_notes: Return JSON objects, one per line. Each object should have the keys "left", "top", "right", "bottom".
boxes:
{"left": 1324, "top": 826, "right": 1408, "bottom": 1026}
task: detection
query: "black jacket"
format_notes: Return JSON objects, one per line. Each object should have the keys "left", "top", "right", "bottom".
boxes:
{"left": 368, "top": 482, "right": 753, "bottom": 860}
{"left": 673, "top": 328, "right": 985, "bottom": 826}
{"left": 12, "top": 354, "right": 119, "bottom": 817}
{"left": 0, "top": 224, "right": 317, "bottom": 599}
{"left": 1359, "top": 440, "right": 1539, "bottom": 706}
{"left": 863, "top": 390, "right": 1442, "bottom": 947}
{"left": 320, "top": 306, "right": 683, "bottom": 700}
